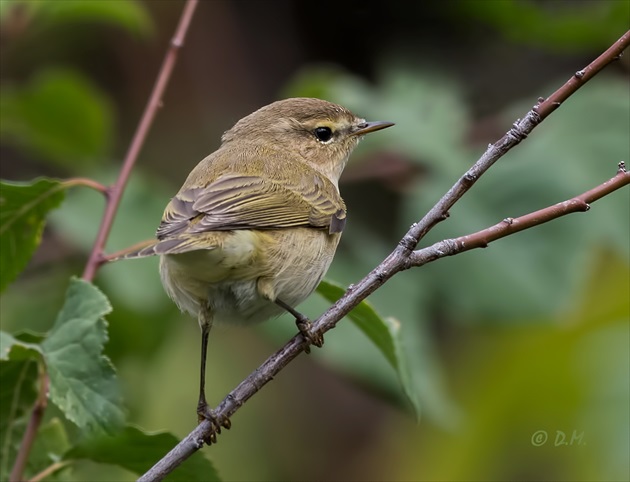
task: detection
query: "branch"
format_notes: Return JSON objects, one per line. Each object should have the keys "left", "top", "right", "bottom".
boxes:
{"left": 9, "top": 365, "right": 48, "bottom": 482}
{"left": 404, "top": 29, "right": 630, "bottom": 246}
{"left": 62, "top": 177, "right": 109, "bottom": 195}
{"left": 407, "top": 163, "right": 630, "bottom": 268}
{"left": 138, "top": 31, "right": 630, "bottom": 482}
{"left": 9, "top": 2, "right": 199, "bottom": 481}
{"left": 81, "top": 0, "right": 199, "bottom": 281}
{"left": 27, "top": 461, "right": 70, "bottom": 482}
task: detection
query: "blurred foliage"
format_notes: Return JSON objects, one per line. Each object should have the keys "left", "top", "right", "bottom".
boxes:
{"left": 0, "top": 70, "right": 114, "bottom": 167}
{"left": 0, "top": 0, "right": 152, "bottom": 37}
{"left": 0, "top": 0, "right": 628, "bottom": 481}
{"left": 394, "top": 249, "right": 629, "bottom": 481}
{"left": 457, "top": 0, "right": 630, "bottom": 52}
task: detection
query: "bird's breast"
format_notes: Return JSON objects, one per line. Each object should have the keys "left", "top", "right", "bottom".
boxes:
{"left": 159, "top": 228, "right": 341, "bottom": 324}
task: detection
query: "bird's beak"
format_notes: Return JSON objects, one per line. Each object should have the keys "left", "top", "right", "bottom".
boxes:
{"left": 350, "top": 120, "right": 395, "bottom": 136}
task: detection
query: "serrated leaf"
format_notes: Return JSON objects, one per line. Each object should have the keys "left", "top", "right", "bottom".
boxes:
{"left": 0, "top": 178, "right": 66, "bottom": 293}
{"left": 316, "top": 279, "right": 420, "bottom": 417}
{"left": 41, "top": 278, "right": 125, "bottom": 435}
{"left": 66, "top": 425, "right": 221, "bottom": 482}
{"left": 0, "top": 70, "right": 113, "bottom": 167}
{"left": 0, "top": 360, "right": 39, "bottom": 481}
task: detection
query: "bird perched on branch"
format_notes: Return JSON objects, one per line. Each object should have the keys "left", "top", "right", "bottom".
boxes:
{"left": 121, "top": 97, "right": 393, "bottom": 440}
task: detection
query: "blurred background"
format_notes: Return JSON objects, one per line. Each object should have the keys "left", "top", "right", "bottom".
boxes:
{"left": 1, "top": 1, "right": 629, "bottom": 480}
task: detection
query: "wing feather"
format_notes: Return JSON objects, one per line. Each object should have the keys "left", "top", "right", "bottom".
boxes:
{"left": 156, "top": 171, "right": 345, "bottom": 240}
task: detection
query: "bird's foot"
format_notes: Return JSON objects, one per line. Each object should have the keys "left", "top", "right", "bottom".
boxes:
{"left": 197, "top": 401, "right": 231, "bottom": 445}
{"left": 296, "top": 316, "right": 324, "bottom": 354}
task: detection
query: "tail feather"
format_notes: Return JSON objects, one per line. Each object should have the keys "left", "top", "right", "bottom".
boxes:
{"left": 106, "top": 237, "right": 215, "bottom": 262}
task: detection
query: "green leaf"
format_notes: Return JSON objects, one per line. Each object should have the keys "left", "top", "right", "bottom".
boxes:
{"left": 0, "top": 69, "right": 113, "bottom": 167}
{"left": 0, "top": 178, "right": 66, "bottom": 293}
{"left": 41, "top": 278, "right": 125, "bottom": 435}
{"left": 0, "top": 334, "right": 71, "bottom": 480}
{"left": 0, "top": 331, "right": 43, "bottom": 361}
{"left": 316, "top": 279, "right": 420, "bottom": 417}
{"left": 0, "top": 359, "right": 39, "bottom": 481}
{"left": 66, "top": 425, "right": 221, "bottom": 482}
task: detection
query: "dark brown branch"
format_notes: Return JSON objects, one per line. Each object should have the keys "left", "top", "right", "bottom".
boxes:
{"left": 138, "top": 31, "right": 630, "bottom": 482}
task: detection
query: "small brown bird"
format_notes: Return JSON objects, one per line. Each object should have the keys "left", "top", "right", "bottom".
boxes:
{"left": 127, "top": 97, "right": 393, "bottom": 435}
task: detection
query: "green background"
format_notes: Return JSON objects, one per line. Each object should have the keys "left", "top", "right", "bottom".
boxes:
{"left": 1, "top": 1, "right": 628, "bottom": 481}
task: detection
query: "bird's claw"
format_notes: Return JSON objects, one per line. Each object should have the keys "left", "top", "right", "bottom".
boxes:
{"left": 296, "top": 317, "right": 324, "bottom": 353}
{"left": 197, "top": 403, "right": 231, "bottom": 445}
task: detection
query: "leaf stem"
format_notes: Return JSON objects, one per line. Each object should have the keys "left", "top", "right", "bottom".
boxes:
{"left": 62, "top": 177, "right": 109, "bottom": 195}
{"left": 28, "top": 461, "right": 70, "bottom": 482}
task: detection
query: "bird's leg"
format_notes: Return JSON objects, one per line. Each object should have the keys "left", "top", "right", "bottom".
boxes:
{"left": 257, "top": 278, "right": 324, "bottom": 352}
{"left": 196, "top": 305, "right": 230, "bottom": 445}
{"left": 275, "top": 298, "right": 324, "bottom": 353}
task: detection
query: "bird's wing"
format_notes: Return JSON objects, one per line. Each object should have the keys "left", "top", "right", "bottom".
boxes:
{"left": 156, "top": 173, "right": 346, "bottom": 240}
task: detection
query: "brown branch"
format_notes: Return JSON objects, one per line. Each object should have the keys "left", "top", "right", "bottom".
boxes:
{"left": 81, "top": 0, "right": 199, "bottom": 281}
{"left": 62, "top": 177, "right": 109, "bottom": 195}
{"left": 9, "top": 365, "right": 48, "bottom": 482}
{"left": 9, "top": 2, "right": 199, "bottom": 482}
{"left": 406, "top": 163, "right": 630, "bottom": 268}
{"left": 535, "top": 31, "right": 630, "bottom": 120}
{"left": 403, "top": 29, "right": 630, "bottom": 247}
{"left": 139, "top": 164, "right": 629, "bottom": 482}
{"left": 138, "top": 31, "right": 630, "bottom": 482}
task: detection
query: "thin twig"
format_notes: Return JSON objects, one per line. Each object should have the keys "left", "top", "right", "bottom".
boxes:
{"left": 82, "top": 0, "right": 199, "bottom": 281}
{"left": 62, "top": 177, "right": 109, "bottom": 195}
{"left": 9, "top": 366, "right": 49, "bottom": 482}
{"left": 406, "top": 163, "right": 630, "bottom": 267}
{"left": 138, "top": 30, "right": 630, "bottom": 482}
{"left": 27, "top": 461, "right": 70, "bottom": 482}
{"left": 404, "top": 29, "right": 630, "bottom": 247}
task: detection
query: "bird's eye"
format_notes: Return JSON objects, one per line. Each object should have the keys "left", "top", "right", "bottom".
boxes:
{"left": 314, "top": 126, "right": 333, "bottom": 142}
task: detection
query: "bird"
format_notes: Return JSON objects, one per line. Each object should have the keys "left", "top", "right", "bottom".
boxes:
{"left": 122, "top": 97, "right": 393, "bottom": 440}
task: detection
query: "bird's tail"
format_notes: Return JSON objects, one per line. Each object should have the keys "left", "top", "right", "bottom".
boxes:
{"left": 105, "top": 239, "right": 160, "bottom": 262}
{"left": 105, "top": 236, "right": 215, "bottom": 263}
